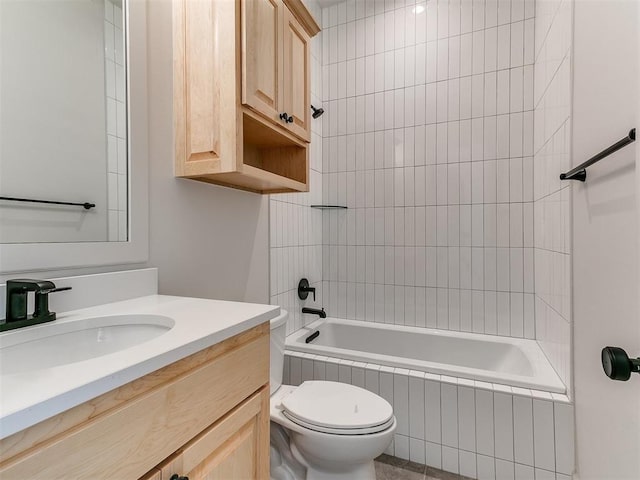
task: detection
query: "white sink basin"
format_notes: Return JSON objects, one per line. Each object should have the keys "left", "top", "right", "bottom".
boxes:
{"left": 0, "top": 315, "right": 174, "bottom": 375}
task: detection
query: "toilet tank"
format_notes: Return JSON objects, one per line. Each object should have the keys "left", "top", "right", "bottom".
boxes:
{"left": 269, "top": 310, "right": 288, "bottom": 395}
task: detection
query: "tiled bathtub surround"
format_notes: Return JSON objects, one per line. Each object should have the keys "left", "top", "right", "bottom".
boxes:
{"left": 532, "top": 0, "right": 572, "bottom": 392}
{"left": 270, "top": 0, "right": 325, "bottom": 335}
{"left": 285, "top": 351, "right": 574, "bottom": 480}
{"left": 320, "top": 0, "right": 539, "bottom": 339}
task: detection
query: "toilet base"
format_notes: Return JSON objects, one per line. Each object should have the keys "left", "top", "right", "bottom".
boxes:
{"left": 290, "top": 441, "right": 377, "bottom": 480}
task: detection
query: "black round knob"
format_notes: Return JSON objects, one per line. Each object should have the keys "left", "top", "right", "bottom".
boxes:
{"left": 287, "top": 116, "right": 294, "bottom": 123}
{"left": 169, "top": 475, "right": 189, "bottom": 480}
{"left": 602, "top": 346, "right": 633, "bottom": 381}
{"left": 279, "top": 112, "right": 289, "bottom": 122}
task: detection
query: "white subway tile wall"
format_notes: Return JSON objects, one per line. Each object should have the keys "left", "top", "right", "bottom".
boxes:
{"left": 319, "top": 0, "right": 538, "bottom": 340}
{"left": 285, "top": 351, "right": 574, "bottom": 479}
{"left": 533, "top": 0, "right": 572, "bottom": 393}
{"left": 105, "top": 0, "right": 127, "bottom": 241}
{"left": 270, "top": 0, "right": 325, "bottom": 335}
{"left": 270, "top": 2, "right": 576, "bottom": 473}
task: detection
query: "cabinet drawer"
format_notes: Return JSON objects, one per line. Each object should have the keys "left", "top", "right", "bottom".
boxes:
{"left": 0, "top": 328, "right": 269, "bottom": 480}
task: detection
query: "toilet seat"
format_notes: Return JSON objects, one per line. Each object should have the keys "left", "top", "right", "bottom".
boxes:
{"left": 279, "top": 381, "right": 394, "bottom": 435}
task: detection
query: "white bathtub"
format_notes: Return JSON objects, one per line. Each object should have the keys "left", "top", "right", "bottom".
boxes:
{"left": 286, "top": 318, "right": 565, "bottom": 393}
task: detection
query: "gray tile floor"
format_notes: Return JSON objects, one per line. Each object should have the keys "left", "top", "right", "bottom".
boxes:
{"left": 375, "top": 455, "right": 473, "bottom": 480}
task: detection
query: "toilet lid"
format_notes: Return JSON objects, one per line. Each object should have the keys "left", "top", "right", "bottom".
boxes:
{"left": 281, "top": 381, "right": 394, "bottom": 432}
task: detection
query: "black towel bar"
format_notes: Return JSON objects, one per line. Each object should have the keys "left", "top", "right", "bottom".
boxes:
{"left": 560, "top": 128, "right": 636, "bottom": 182}
{"left": 0, "top": 196, "right": 96, "bottom": 210}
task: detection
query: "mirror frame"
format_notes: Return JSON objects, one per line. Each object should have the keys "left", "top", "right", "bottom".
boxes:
{"left": 0, "top": 0, "right": 148, "bottom": 274}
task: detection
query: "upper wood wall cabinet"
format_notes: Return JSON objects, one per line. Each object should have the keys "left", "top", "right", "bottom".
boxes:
{"left": 173, "top": 0, "right": 320, "bottom": 194}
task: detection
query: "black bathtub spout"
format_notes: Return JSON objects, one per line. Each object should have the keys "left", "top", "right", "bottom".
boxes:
{"left": 302, "top": 307, "right": 326, "bottom": 318}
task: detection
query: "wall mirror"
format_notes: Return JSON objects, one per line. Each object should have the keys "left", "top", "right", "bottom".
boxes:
{"left": 0, "top": 0, "right": 148, "bottom": 273}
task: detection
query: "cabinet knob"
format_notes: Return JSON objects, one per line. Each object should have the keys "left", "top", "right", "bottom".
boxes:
{"left": 169, "top": 474, "right": 189, "bottom": 480}
{"left": 279, "top": 112, "right": 294, "bottom": 123}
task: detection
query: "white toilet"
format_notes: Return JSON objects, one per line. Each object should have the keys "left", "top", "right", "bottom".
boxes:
{"left": 269, "top": 310, "right": 396, "bottom": 480}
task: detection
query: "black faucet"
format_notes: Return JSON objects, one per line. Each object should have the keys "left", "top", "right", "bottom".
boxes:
{"left": 302, "top": 307, "right": 326, "bottom": 319}
{"left": 2, "top": 279, "right": 71, "bottom": 332}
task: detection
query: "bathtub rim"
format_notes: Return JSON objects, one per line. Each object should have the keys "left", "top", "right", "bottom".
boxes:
{"left": 285, "top": 317, "right": 566, "bottom": 394}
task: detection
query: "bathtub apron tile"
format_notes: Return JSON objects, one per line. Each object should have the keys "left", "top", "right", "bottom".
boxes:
{"left": 338, "top": 359, "right": 353, "bottom": 384}
{"left": 513, "top": 396, "right": 534, "bottom": 466}
{"left": 409, "top": 373, "right": 426, "bottom": 440}
{"left": 352, "top": 362, "right": 367, "bottom": 388}
{"left": 459, "top": 378, "right": 476, "bottom": 387}
{"left": 494, "top": 392, "right": 515, "bottom": 461}
{"left": 441, "top": 375, "right": 459, "bottom": 387}
{"left": 365, "top": 364, "right": 381, "bottom": 394}
{"left": 475, "top": 380, "right": 494, "bottom": 392}
{"left": 386, "top": 437, "right": 395, "bottom": 457}
{"left": 441, "top": 383, "right": 459, "bottom": 448}
{"left": 531, "top": 390, "right": 553, "bottom": 400}
{"left": 425, "top": 379, "right": 442, "bottom": 444}
{"left": 394, "top": 371, "right": 411, "bottom": 436}
{"left": 477, "top": 454, "right": 497, "bottom": 480}
{"left": 476, "top": 388, "right": 495, "bottom": 457}
{"left": 512, "top": 387, "right": 532, "bottom": 398}
{"left": 380, "top": 368, "right": 395, "bottom": 410}
{"left": 301, "top": 357, "right": 315, "bottom": 383}
{"left": 395, "top": 434, "right": 410, "bottom": 460}
{"left": 458, "top": 385, "right": 477, "bottom": 452}
{"left": 314, "top": 359, "right": 327, "bottom": 380}
{"left": 495, "top": 459, "right": 515, "bottom": 480}
{"left": 514, "top": 463, "right": 534, "bottom": 479}
{"left": 442, "top": 445, "right": 460, "bottom": 474}
{"left": 553, "top": 402, "right": 574, "bottom": 476}
{"left": 325, "top": 360, "right": 340, "bottom": 382}
{"left": 459, "top": 450, "right": 478, "bottom": 479}
{"left": 492, "top": 383, "right": 513, "bottom": 394}
{"left": 532, "top": 399, "right": 555, "bottom": 472}
{"left": 289, "top": 355, "right": 302, "bottom": 386}
{"left": 534, "top": 467, "right": 556, "bottom": 480}
{"left": 426, "top": 441, "right": 443, "bottom": 469}
{"left": 283, "top": 355, "right": 291, "bottom": 385}
{"left": 550, "top": 393, "right": 570, "bottom": 404}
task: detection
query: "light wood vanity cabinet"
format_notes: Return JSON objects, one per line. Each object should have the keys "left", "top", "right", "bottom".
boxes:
{"left": 241, "top": 0, "right": 311, "bottom": 142}
{"left": 174, "top": 0, "right": 319, "bottom": 194}
{"left": 0, "top": 323, "right": 270, "bottom": 480}
{"left": 241, "top": 0, "right": 283, "bottom": 125}
{"left": 281, "top": 6, "right": 311, "bottom": 141}
{"left": 154, "top": 388, "right": 269, "bottom": 480}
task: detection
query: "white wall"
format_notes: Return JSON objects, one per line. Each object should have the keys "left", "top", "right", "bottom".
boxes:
{"left": 146, "top": 0, "right": 269, "bottom": 304}
{"left": 270, "top": 0, "right": 325, "bottom": 334}
{"left": 319, "top": 0, "right": 537, "bottom": 339}
{"left": 533, "top": 0, "right": 572, "bottom": 394}
{"left": 572, "top": 0, "right": 640, "bottom": 478}
{"left": 0, "top": 0, "right": 109, "bottom": 243}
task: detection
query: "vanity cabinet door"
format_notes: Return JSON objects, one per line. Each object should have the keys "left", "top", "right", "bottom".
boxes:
{"left": 159, "top": 387, "right": 270, "bottom": 480}
{"left": 241, "top": 0, "right": 284, "bottom": 125}
{"left": 282, "top": 6, "right": 311, "bottom": 142}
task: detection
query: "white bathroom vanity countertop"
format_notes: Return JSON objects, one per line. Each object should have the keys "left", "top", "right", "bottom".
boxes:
{"left": 0, "top": 295, "right": 279, "bottom": 439}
